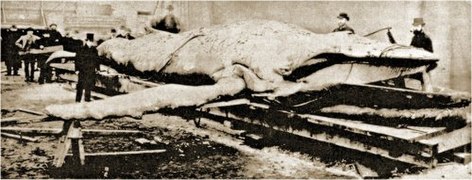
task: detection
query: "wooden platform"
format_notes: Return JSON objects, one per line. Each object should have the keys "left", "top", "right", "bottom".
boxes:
{"left": 198, "top": 99, "right": 470, "bottom": 168}
{"left": 48, "top": 63, "right": 471, "bottom": 167}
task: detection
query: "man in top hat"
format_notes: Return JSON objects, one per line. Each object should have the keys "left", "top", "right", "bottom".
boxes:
{"left": 4, "top": 25, "right": 22, "bottom": 76}
{"left": 410, "top": 18, "right": 433, "bottom": 53}
{"left": 15, "top": 27, "right": 42, "bottom": 82}
{"left": 75, "top": 33, "right": 100, "bottom": 102}
{"left": 333, "top": 12, "right": 355, "bottom": 34}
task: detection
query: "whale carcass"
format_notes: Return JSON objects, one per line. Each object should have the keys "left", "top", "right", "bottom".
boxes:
{"left": 45, "top": 20, "right": 439, "bottom": 120}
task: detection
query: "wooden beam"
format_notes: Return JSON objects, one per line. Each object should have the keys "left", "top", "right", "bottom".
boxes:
{"left": 1, "top": 132, "right": 39, "bottom": 142}
{"left": 1, "top": 127, "right": 62, "bottom": 134}
{"left": 66, "top": 149, "right": 166, "bottom": 157}
{"left": 15, "top": 108, "right": 45, "bottom": 116}
{"left": 81, "top": 129, "right": 142, "bottom": 135}
{"left": 420, "top": 124, "right": 471, "bottom": 154}
{"left": 0, "top": 127, "right": 141, "bottom": 135}
{"left": 454, "top": 153, "right": 471, "bottom": 164}
{"left": 0, "top": 116, "right": 47, "bottom": 124}
{"left": 0, "top": 117, "right": 21, "bottom": 123}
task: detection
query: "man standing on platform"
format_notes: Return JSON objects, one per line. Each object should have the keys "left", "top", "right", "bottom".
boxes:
{"left": 75, "top": 33, "right": 100, "bottom": 102}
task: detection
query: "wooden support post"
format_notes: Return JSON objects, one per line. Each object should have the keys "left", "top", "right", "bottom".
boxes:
{"left": 422, "top": 71, "right": 433, "bottom": 92}
{"left": 0, "top": 132, "right": 39, "bottom": 142}
{"left": 69, "top": 121, "right": 85, "bottom": 166}
{"left": 52, "top": 120, "right": 74, "bottom": 168}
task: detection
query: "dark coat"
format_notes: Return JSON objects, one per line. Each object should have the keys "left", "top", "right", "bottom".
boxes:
{"left": 63, "top": 37, "right": 84, "bottom": 52}
{"left": 411, "top": 31, "right": 433, "bottom": 53}
{"left": 333, "top": 25, "right": 355, "bottom": 34}
{"left": 152, "top": 15, "right": 181, "bottom": 34}
{"left": 40, "top": 30, "right": 63, "bottom": 46}
{"left": 75, "top": 45, "right": 100, "bottom": 75}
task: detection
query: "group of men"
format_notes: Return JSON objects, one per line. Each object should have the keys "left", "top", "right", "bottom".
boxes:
{"left": 3, "top": 24, "right": 66, "bottom": 82}
{"left": 333, "top": 12, "right": 433, "bottom": 53}
{"left": 1, "top": 24, "right": 100, "bottom": 102}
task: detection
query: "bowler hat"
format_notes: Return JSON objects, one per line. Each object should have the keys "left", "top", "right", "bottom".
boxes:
{"left": 26, "top": 27, "right": 34, "bottom": 32}
{"left": 86, "top": 33, "right": 94, "bottom": 41}
{"left": 337, "top": 13, "right": 350, "bottom": 21}
{"left": 49, "top": 23, "right": 57, "bottom": 27}
{"left": 413, "top": 18, "right": 425, "bottom": 26}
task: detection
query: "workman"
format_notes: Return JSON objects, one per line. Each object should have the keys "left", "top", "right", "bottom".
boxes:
{"left": 75, "top": 33, "right": 100, "bottom": 102}
{"left": 15, "top": 27, "right": 42, "bottom": 82}
{"left": 333, "top": 12, "right": 355, "bottom": 34}
{"left": 4, "top": 25, "right": 22, "bottom": 76}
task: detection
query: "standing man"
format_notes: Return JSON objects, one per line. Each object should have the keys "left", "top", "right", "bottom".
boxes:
{"left": 75, "top": 33, "right": 100, "bottom": 102}
{"left": 47, "top": 23, "right": 63, "bottom": 46}
{"left": 15, "top": 28, "right": 42, "bottom": 82}
{"left": 333, "top": 12, "right": 355, "bottom": 34}
{"left": 410, "top": 18, "right": 433, "bottom": 53}
{"left": 4, "top": 25, "right": 22, "bottom": 76}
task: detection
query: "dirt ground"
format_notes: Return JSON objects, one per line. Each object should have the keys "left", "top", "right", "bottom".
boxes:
{"left": 1, "top": 64, "right": 470, "bottom": 178}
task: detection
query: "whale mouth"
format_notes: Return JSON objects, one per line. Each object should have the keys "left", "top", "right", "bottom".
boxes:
{"left": 284, "top": 53, "right": 438, "bottom": 82}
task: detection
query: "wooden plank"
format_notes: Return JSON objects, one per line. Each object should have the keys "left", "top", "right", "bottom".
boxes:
{"left": 419, "top": 124, "right": 471, "bottom": 153}
{"left": 409, "top": 126, "right": 453, "bottom": 141}
{"left": 0, "top": 127, "right": 141, "bottom": 135}
{"left": 0, "top": 117, "right": 21, "bottom": 123}
{"left": 300, "top": 114, "right": 432, "bottom": 141}
{"left": 201, "top": 99, "right": 250, "bottom": 109}
{"left": 1, "top": 127, "right": 62, "bottom": 134}
{"left": 66, "top": 149, "right": 166, "bottom": 157}
{"left": 128, "top": 77, "right": 160, "bottom": 87}
{"left": 15, "top": 108, "right": 45, "bottom": 116}
{"left": 0, "top": 116, "right": 47, "bottom": 124}
{"left": 1, "top": 132, "right": 39, "bottom": 142}
{"left": 454, "top": 153, "right": 471, "bottom": 164}
{"left": 354, "top": 162, "right": 379, "bottom": 179}
{"left": 81, "top": 129, "right": 142, "bottom": 135}
{"left": 50, "top": 63, "right": 75, "bottom": 72}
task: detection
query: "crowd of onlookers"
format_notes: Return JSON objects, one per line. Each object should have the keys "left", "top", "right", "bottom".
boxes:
{"left": 1, "top": 4, "right": 182, "bottom": 102}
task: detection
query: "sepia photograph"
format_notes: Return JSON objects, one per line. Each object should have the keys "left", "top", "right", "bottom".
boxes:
{"left": 0, "top": 0, "right": 471, "bottom": 179}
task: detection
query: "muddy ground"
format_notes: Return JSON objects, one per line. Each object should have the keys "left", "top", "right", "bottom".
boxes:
{"left": 1, "top": 66, "right": 470, "bottom": 179}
